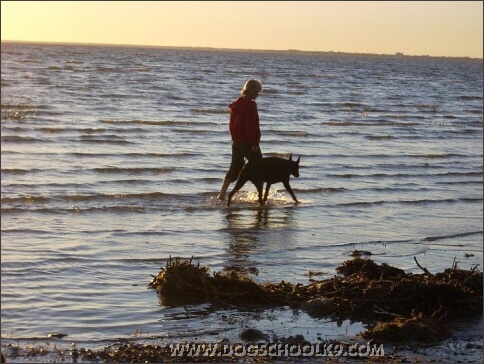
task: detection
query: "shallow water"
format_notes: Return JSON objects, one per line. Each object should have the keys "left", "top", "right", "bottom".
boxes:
{"left": 1, "top": 42, "right": 482, "bottom": 350}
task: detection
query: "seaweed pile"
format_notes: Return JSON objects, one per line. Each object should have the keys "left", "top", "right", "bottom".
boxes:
{"left": 149, "top": 256, "right": 482, "bottom": 343}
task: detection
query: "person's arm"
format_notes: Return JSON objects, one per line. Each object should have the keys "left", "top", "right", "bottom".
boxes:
{"left": 245, "top": 103, "right": 261, "bottom": 149}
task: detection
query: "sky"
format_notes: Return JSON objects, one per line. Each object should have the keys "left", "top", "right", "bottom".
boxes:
{"left": 1, "top": 1, "right": 483, "bottom": 58}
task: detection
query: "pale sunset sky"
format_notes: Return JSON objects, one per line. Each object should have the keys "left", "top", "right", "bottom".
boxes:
{"left": 1, "top": 1, "right": 483, "bottom": 58}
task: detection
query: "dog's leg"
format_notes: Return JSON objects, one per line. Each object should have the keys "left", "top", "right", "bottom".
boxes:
{"left": 256, "top": 180, "right": 264, "bottom": 205}
{"left": 250, "top": 179, "right": 264, "bottom": 205}
{"left": 227, "top": 175, "right": 249, "bottom": 206}
{"left": 263, "top": 183, "right": 272, "bottom": 204}
{"left": 283, "top": 181, "right": 298, "bottom": 203}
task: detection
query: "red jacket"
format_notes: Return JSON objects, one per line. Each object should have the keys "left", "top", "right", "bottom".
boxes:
{"left": 228, "top": 97, "right": 260, "bottom": 147}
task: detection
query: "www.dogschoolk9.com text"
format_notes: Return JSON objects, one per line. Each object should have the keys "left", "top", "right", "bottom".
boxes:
{"left": 169, "top": 342, "right": 385, "bottom": 358}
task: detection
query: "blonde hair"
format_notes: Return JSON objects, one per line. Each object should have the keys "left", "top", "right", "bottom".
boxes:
{"left": 241, "top": 79, "right": 262, "bottom": 96}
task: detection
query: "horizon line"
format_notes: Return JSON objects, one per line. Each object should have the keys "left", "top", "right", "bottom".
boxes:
{"left": 1, "top": 39, "right": 482, "bottom": 60}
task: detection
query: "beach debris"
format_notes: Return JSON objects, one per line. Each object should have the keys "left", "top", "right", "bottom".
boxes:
{"left": 349, "top": 249, "right": 372, "bottom": 257}
{"left": 240, "top": 328, "right": 267, "bottom": 342}
{"left": 300, "top": 298, "right": 336, "bottom": 318}
{"left": 149, "top": 256, "right": 483, "bottom": 344}
{"left": 361, "top": 312, "right": 449, "bottom": 343}
{"left": 413, "top": 256, "right": 433, "bottom": 277}
{"left": 148, "top": 256, "right": 283, "bottom": 307}
{"left": 304, "top": 270, "right": 327, "bottom": 277}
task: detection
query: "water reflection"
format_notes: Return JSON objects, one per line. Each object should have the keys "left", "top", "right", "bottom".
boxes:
{"left": 223, "top": 206, "right": 297, "bottom": 276}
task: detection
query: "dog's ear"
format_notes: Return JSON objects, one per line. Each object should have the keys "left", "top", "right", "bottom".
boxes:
{"left": 289, "top": 154, "right": 293, "bottom": 161}
{"left": 296, "top": 156, "right": 300, "bottom": 164}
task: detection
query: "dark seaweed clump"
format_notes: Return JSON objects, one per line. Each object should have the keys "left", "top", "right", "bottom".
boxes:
{"left": 149, "top": 256, "right": 482, "bottom": 343}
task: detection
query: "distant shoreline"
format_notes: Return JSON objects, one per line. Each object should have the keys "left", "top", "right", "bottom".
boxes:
{"left": 1, "top": 39, "right": 481, "bottom": 61}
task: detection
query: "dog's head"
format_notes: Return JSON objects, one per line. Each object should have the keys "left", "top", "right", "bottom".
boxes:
{"left": 289, "top": 154, "right": 300, "bottom": 178}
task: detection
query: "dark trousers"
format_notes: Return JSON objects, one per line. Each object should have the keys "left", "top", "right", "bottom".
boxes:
{"left": 225, "top": 142, "right": 262, "bottom": 182}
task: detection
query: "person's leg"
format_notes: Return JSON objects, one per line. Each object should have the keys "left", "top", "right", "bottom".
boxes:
{"left": 218, "top": 143, "right": 246, "bottom": 200}
{"left": 228, "top": 142, "right": 249, "bottom": 182}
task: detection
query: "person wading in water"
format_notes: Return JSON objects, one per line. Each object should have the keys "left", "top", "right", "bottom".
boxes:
{"left": 218, "top": 79, "right": 263, "bottom": 201}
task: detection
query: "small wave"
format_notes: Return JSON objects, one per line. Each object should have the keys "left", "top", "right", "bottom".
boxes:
{"left": 101, "top": 93, "right": 131, "bottom": 99}
{"left": 127, "top": 67, "right": 151, "bottom": 72}
{"left": 93, "top": 167, "right": 175, "bottom": 175}
{"left": 264, "top": 152, "right": 295, "bottom": 159}
{"left": 331, "top": 174, "right": 354, "bottom": 179}
{"left": 1, "top": 195, "right": 50, "bottom": 204}
{"left": 400, "top": 197, "right": 483, "bottom": 205}
{"left": 329, "top": 171, "right": 483, "bottom": 179}
{"left": 79, "top": 135, "right": 132, "bottom": 145}
{"left": 46, "top": 66, "right": 63, "bottom": 71}
{"left": 338, "top": 197, "right": 482, "bottom": 208}
{"left": 81, "top": 128, "right": 107, "bottom": 134}
{"left": 41, "top": 127, "right": 65, "bottom": 133}
{"left": 1, "top": 191, "right": 176, "bottom": 207}
{"left": 342, "top": 102, "right": 363, "bottom": 107}
{"left": 191, "top": 108, "right": 228, "bottom": 114}
{"left": 339, "top": 200, "right": 386, "bottom": 207}
{"left": 287, "top": 90, "right": 306, "bottom": 95}
{"left": 183, "top": 129, "right": 210, "bottom": 134}
{"left": 409, "top": 153, "right": 453, "bottom": 159}
{"left": 1, "top": 136, "right": 47, "bottom": 143}
{"left": 165, "top": 94, "right": 185, "bottom": 101}
{"left": 0, "top": 126, "right": 28, "bottom": 133}
{"left": 469, "top": 110, "right": 484, "bottom": 116}
{"left": 435, "top": 180, "right": 483, "bottom": 185}
{"left": 424, "top": 230, "right": 483, "bottom": 242}
{"left": 100, "top": 119, "right": 176, "bottom": 126}
{"left": 95, "top": 66, "right": 124, "bottom": 73}
{"left": 416, "top": 103, "right": 439, "bottom": 111}
{"left": 260, "top": 89, "right": 278, "bottom": 94}
{"left": 440, "top": 171, "right": 483, "bottom": 177}
{"left": 1, "top": 168, "right": 32, "bottom": 175}
{"left": 323, "top": 121, "right": 418, "bottom": 127}
{"left": 457, "top": 95, "right": 482, "bottom": 101}
{"left": 271, "top": 130, "right": 308, "bottom": 137}
{"left": 302, "top": 187, "right": 345, "bottom": 193}
{"left": 365, "top": 135, "right": 394, "bottom": 140}
{"left": 1, "top": 205, "right": 148, "bottom": 214}
{"left": 64, "top": 152, "right": 198, "bottom": 159}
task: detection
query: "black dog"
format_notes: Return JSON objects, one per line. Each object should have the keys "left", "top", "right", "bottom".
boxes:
{"left": 227, "top": 155, "right": 300, "bottom": 206}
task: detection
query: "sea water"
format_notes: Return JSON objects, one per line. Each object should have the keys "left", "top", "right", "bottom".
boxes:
{"left": 1, "top": 42, "right": 482, "bottom": 351}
